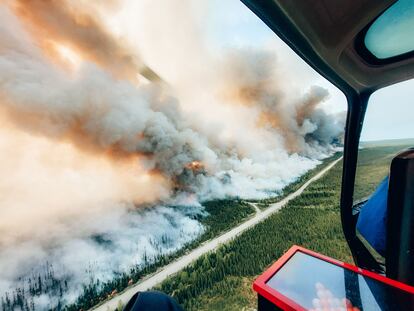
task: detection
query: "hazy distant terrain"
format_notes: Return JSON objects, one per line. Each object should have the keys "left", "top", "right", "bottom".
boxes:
{"left": 360, "top": 138, "right": 414, "bottom": 148}
{"left": 355, "top": 139, "right": 414, "bottom": 201}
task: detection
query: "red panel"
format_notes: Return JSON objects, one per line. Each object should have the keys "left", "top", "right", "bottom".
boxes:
{"left": 253, "top": 245, "right": 414, "bottom": 310}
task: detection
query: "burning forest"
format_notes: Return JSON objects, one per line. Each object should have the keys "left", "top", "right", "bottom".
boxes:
{"left": 0, "top": 0, "right": 345, "bottom": 310}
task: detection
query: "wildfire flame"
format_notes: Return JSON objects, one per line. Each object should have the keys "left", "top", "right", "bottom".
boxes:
{"left": 185, "top": 161, "right": 204, "bottom": 171}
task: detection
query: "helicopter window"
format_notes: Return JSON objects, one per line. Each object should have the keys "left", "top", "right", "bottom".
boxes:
{"left": 364, "top": 0, "right": 414, "bottom": 59}
{"left": 354, "top": 79, "right": 414, "bottom": 257}
{"left": 355, "top": 78, "right": 414, "bottom": 204}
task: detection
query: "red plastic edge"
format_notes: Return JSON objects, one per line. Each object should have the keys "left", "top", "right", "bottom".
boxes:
{"left": 253, "top": 245, "right": 414, "bottom": 311}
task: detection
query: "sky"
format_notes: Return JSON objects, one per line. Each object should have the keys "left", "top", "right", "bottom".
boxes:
{"left": 361, "top": 0, "right": 414, "bottom": 141}
{"left": 111, "top": 0, "right": 348, "bottom": 115}
{"left": 205, "top": 0, "right": 347, "bottom": 114}
{"left": 207, "top": 0, "right": 414, "bottom": 143}
{"left": 361, "top": 79, "right": 414, "bottom": 142}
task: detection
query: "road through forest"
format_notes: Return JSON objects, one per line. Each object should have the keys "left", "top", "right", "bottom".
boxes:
{"left": 92, "top": 157, "right": 342, "bottom": 311}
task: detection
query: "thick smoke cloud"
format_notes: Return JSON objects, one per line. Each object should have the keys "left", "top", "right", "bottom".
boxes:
{"left": 10, "top": 0, "right": 160, "bottom": 81}
{"left": 0, "top": 5, "right": 214, "bottom": 187}
{"left": 0, "top": 1, "right": 345, "bottom": 309}
{"left": 216, "top": 50, "right": 343, "bottom": 157}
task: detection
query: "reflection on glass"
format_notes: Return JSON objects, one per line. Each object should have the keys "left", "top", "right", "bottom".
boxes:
{"left": 266, "top": 251, "right": 414, "bottom": 310}
{"left": 365, "top": 0, "right": 414, "bottom": 59}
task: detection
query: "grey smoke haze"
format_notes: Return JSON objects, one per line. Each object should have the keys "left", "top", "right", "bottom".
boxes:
{"left": 215, "top": 50, "right": 344, "bottom": 157}
{"left": 0, "top": 1, "right": 345, "bottom": 309}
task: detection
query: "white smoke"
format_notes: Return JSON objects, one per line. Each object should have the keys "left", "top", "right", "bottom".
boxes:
{"left": 0, "top": 1, "right": 345, "bottom": 309}
{"left": 0, "top": 201, "right": 204, "bottom": 309}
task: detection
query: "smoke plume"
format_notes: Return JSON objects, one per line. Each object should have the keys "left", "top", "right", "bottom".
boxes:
{"left": 0, "top": 0, "right": 345, "bottom": 309}
{"left": 10, "top": 0, "right": 160, "bottom": 81}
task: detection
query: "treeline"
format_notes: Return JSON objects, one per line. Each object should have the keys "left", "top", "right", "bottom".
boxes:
{"left": 0, "top": 199, "right": 254, "bottom": 311}
{"left": 247, "top": 152, "right": 342, "bottom": 207}
{"left": 64, "top": 199, "right": 254, "bottom": 310}
{"left": 65, "top": 239, "right": 203, "bottom": 310}
{"left": 0, "top": 240, "right": 192, "bottom": 311}
{"left": 65, "top": 155, "right": 341, "bottom": 310}
{"left": 200, "top": 199, "right": 253, "bottom": 240}
{"left": 1, "top": 153, "right": 340, "bottom": 311}
{"left": 1, "top": 263, "right": 68, "bottom": 311}
{"left": 157, "top": 158, "right": 352, "bottom": 310}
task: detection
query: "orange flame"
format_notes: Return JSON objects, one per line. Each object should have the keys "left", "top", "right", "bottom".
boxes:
{"left": 185, "top": 161, "right": 204, "bottom": 171}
